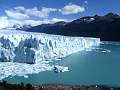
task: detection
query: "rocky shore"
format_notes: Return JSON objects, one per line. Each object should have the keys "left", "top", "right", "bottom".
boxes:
{"left": 0, "top": 81, "right": 120, "bottom": 90}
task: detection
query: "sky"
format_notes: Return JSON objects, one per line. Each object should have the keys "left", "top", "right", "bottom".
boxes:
{"left": 0, "top": 0, "right": 120, "bottom": 29}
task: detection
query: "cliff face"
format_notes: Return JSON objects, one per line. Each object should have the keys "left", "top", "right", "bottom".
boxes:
{"left": 0, "top": 30, "right": 100, "bottom": 64}
{"left": 26, "top": 13, "right": 120, "bottom": 41}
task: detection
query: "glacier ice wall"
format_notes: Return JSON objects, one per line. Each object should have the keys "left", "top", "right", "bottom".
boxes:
{"left": 0, "top": 30, "right": 100, "bottom": 64}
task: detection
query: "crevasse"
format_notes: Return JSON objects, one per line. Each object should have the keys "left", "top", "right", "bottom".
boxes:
{"left": 0, "top": 30, "right": 100, "bottom": 64}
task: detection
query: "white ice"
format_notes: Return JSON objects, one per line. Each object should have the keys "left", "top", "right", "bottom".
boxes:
{"left": 0, "top": 62, "right": 68, "bottom": 80}
{"left": 0, "top": 30, "right": 100, "bottom": 64}
{"left": 0, "top": 30, "right": 100, "bottom": 80}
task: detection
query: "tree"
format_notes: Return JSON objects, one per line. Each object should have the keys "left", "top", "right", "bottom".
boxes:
{"left": 26, "top": 83, "right": 34, "bottom": 90}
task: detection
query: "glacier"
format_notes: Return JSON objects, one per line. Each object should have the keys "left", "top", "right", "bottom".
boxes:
{"left": 0, "top": 30, "right": 100, "bottom": 64}
{"left": 0, "top": 30, "right": 100, "bottom": 80}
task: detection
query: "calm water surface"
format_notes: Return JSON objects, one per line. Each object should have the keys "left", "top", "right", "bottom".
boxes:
{"left": 4, "top": 41, "right": 120, "bottom": 87}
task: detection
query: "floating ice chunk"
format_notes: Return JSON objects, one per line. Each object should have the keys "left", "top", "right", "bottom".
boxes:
{"left": 93, "top": 48, "right": 111, "bottom": 53}
{"left": 0, "top": 62, "right": 69, "bottom": 80}
{"left": 24, "top": 75, "right": 28, "bottom": 78}
{"left": 53, "top": 65, "right": 69, "bottom": 73}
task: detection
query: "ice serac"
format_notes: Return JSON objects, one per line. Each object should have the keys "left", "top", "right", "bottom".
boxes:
{"left": 0, "top": 30, "right": 100, "bottom": 64}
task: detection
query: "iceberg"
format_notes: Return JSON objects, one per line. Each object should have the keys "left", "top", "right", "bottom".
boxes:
{"left": 0, "top": 30, "right": 100, "bottom": 64}
{"left": 53, "top": 65, "right": 69, "bottom": 73}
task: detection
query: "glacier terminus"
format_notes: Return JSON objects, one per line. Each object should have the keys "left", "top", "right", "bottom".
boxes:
{"left": 0, "top": 30, "right": 100, "bottom": 64}
{"left": 0, "top": 30, "right": 100, "bottom": 80}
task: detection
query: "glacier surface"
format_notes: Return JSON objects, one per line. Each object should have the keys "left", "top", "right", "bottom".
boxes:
{"left": 0, "top": 30, "right": 100, "bottom": 80}
{"left": 0, "top": 30, "right": 100, "bottom": 64}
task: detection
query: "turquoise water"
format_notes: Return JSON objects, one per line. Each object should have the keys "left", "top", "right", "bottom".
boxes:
{"left": 4, "top": 42, "right": 120, "bottom": 87}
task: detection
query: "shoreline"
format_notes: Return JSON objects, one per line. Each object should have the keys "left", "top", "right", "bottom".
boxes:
{"left": 0, "top": 81, "right": 120, "bottom": 90}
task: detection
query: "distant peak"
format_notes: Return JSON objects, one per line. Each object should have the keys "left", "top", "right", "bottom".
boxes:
{"left": 105, "top": 12, "right": 119, "bottom": 17}
{"left": 54, "top": 21, "right": 67, "bottom": 25}
{"left": 94, "top": 14, "right": 99, "bottom": 17}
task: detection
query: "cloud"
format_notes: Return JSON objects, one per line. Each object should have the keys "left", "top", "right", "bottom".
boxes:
{"left": 26, "top": 7, "right": 57, "bottom": 18}
{"left": 0, "top": 17, "right": 49, "bottom": 29}
{"left": 51, "top": 18, "right": 68, "bottom": 22}
{"left": 0, "top": 16, "right": 69, "bottom": 29}
{"left": 0, "top": 17, "right": 9, "bottom": 29}
{"left": 15, "top": 6, "right": 57, "bottom": 18}
{"left": 1, "top": 6, "right": 73, "bottom": 29}
{"left": 84, "top": 0, "right": 88, "bottom": 4}
{"left": 5, "top": 10, "right": 29, "bottom": 20}
{"left": 59, "top": 3, "right": 85, "bottom": 15}
{"left": 5, "top": 6, "right": 57, "bottom": 19}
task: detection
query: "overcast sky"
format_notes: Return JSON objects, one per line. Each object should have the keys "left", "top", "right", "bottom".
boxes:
{"left": 0, "top": 0, "right": 120, "bottom": 29}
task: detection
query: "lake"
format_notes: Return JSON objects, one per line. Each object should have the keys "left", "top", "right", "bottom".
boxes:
{"left": 3, "top": 41, "right": 120, "bottom": 87}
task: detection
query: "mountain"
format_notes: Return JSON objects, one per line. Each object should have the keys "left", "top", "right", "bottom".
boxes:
{"left": 13, "top": 24, "right": 32, "bottom": 30}
{"left": 26, "top": 13, "right": 120, "bottom": 41}
{"left": 1, "top": 24, "right": 32, "bottom": 31}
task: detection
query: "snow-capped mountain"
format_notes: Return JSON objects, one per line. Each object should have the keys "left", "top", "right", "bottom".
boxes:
{"left": 14, "top": 24, "right": 32, "bottom": 30}
{"left": 1, "top": 24, "right": 32, "bottom": 31}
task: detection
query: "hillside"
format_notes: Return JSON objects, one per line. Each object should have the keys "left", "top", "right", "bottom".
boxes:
{"left": 26, "top": 13, "right": 120, "bottom": 41}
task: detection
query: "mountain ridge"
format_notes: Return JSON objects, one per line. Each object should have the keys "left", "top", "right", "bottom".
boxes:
{"left": 26, "top": 12, "right": 120, "bottom": 41}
